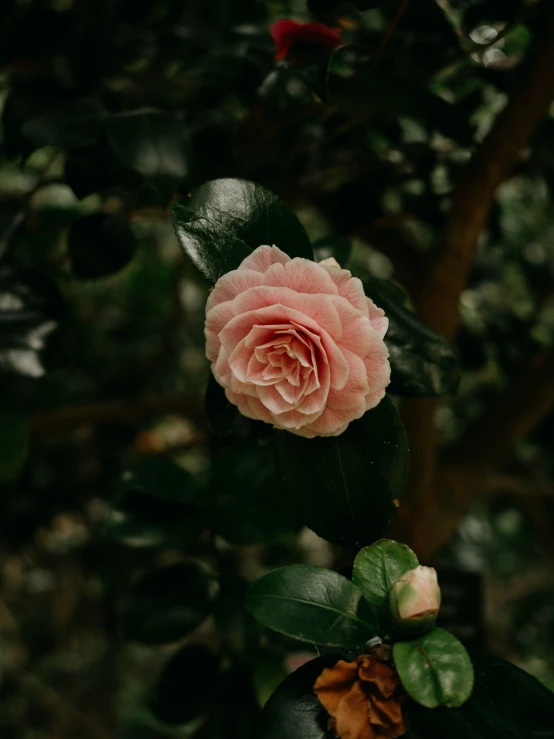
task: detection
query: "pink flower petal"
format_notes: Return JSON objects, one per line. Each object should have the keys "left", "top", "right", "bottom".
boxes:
{"left": 219, "top": 306, "right": 321, "bottom": 356}
{"left": 205, "top": 302, "right": 236, "bottom": 361}
{"left": 272, "top": 406, "right": 324, "bottom": 430}
{"left": 206, "top": 269, "right": 265, "bottom": 312}
{"left": 321, "top": 266, "right": 368, "bottom": 315}
{"left": 264, "top": 258, "right": 339, "bottom": 296}
{"left": 326, "top": 348, "right": 369, "bottom": 410}
{"left": 303, "top": 398, "right": 366, "bottom": 436}
{"left": 233, "top": 287, "right": 342, "bottom": 341}
{"left": 329, "top": 295, "right": 374, "bottom": 357}
{"left": 258, "top": 384, "right": 296, "bottom": 414}
{"left": 238, "top": 244, "right": 290, "bottom": 273}
{"left": 366, "top": 297, "right": 388, "bottom": 339}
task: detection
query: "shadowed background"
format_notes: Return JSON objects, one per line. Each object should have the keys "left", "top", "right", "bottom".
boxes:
{"left": 1, "top": 0, "right": 554, "bottom": 737}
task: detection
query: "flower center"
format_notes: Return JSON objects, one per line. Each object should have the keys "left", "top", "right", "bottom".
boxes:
{"left": 245, "top": 324, "right": 321, "bottom": 406}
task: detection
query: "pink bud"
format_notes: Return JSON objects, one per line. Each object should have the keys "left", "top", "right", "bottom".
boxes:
{"left": 388, "top": 566, "right": 441, "bottom": 638}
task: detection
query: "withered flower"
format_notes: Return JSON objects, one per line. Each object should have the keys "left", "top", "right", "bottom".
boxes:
{"left": 313, "top": 645, "right": 407, "bottom": 739}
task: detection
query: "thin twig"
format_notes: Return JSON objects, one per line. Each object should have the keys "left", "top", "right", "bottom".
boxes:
{"left": 367, "top": 0, "right": 412, "bottom": 72}
{"left": 29, "top": 393, "right": 206, "bottom": 437}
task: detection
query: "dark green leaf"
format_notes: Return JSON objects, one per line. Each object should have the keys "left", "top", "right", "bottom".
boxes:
{"left": 210, "top": 439, "right": 299, "bottom": 545}
{"left": 275, "top": 396, "right": 409, "bottom": 547}
{"left": 118, "top": 456, "right": 202, "bottom": 503}
{"left": 21, "top": 98, "right": 105, "bottom": 149}
{"left": 365, "top": 277, "right": 460, "bottom": 397}
{"left": 205, "top": 374, "right": 251, "bottom": 438}
{"left": 407, "top": 652, "right": 554, "bottom": 738}
{"left": 259, "top": 655, "right": 339, "bottom": 739}
{"left": 0, "top": 406, "right": 28, "bottom": 486}
{"left": 68, "top": 213, "right": 137, "bottom": 279}
{"left": 106, "top": 110, "right": 192, "bottom": 203}
{"left": 123, "top": 562, "right": 218, "bottom": 645}
{"left": 65, "top": 136, "right": 138, "bottom": 200}
{"left": 393, "top": 628, "right": 474, "bottom": 708}
{"left": 105, "top": 457, "right": 206, "bottom": 548}
{"left": 171, "top": 178, "right": 313, "bottom": 283}
{"left": 352, "top": 540, "right": 419, "bottom": 617}
{"left": 246, "top": 565, "right": 378, "bottom": 647}
{"left": 312, "top": 236, "right": 352, "bottom": 268}
{"left": 151, "top": 644, "right": 220, "bottom": 725}
{"left": 328, "top": 55, "right": 472, "bottom": 144}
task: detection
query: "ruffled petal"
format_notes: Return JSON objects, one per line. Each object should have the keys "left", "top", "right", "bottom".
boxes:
{"left": 206, "top": 269, "right": 265, "bottom": 312}
{"left": 238, "top": 244, "right": 290, "bottom": 273}
{"left": 263, "top": 257, "right": 339, "bottom": 296}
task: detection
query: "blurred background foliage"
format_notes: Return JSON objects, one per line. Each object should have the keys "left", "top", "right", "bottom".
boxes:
{"left": 1, "top": 0, "right": 554, "bottom": 737}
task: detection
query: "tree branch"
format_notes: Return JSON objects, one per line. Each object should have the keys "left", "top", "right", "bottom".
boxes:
{"left": 397, "top": 3, "right": 554, "bottom": 555}
{"left": 408, "top": 346, "right": 554, "bottom": 560}
{"left": 418, "top": 3, "right": 554, "bottom": 341}
{"left": 29, "top": 394, "right": 205, "bottom": 438}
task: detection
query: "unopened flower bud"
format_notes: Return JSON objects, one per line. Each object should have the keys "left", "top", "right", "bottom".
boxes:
{"left": 388, "top": 566, "right": 441, "bottom": 638}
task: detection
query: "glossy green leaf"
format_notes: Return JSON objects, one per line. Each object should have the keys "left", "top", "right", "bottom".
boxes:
{"left": 105, "top": 457, "right": 206, "bottom": 548}
{"left": 151, "top": 644, "right": 220, "bottom": 725}
{"left": 352, "top": 540, "right": 419, "bottom": 617}
{"left": 171, "top": 178, "right": 313, "bottom": 283}
{"left": 106, "top": 110, "right": 191, "bottom": 203}
{"left": 0, "top": 406, "right": 28, "bottom": 486}
{"left": 123, "top": 562, "right": 218, "bottom": 645}
{"left": 407, "top": 652, "right": 554, "bottom": 738}
{"left": 275, "top": 396, "right": 409, "bottom": 547}
{"left": 259, "top": 655, "right": 339, "bottom": 739}
{"left": 68, "top": 213, "right": 137, "bottom": 279}
{"left": 246, "top": 565, "right": 378, "bottom": 647}
{"left": 209, "top": 439, "right": 298, "bottom": 545}
{"left": 365, "top": 277, "right": 460, "bottom": 397}
{"left": 393, "top": 628, "right": 474, "bottom": 708}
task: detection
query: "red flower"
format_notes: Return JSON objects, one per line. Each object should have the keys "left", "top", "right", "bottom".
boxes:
{"left": 270, "top": 19, "right": 342, "bottom": 62}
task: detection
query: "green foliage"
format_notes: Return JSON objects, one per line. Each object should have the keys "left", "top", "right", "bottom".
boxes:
{"left": 246, "top": 564, "right": 378, "bottom": 646}
{"left": 105, "top": 457, "right": 206, "bottom": 547}
{"left": 275, "top": 396, "right": 409, "bottom": 547}
{"left": 105, "top": 110, "right": 193, "bottom": 204}
{"left": 123, "top": 562, "right": 218, "bottom": 644}
{"left": 352, "top": 540, "right": 419, "bottom": 617}
{"left": 258, "top": 654, "right": 339, "bottom": 739}
{"left": 171, "top": 179, "right": 313, "bottom": 283}
{"left": 259, "top": 652, "right": 554, "bottom": 739}
{"left": 364, "top": 277, "right": 460, "bottom": 397}
{"left": 408, "top": 652, "right": 554, "bottom": 738}
{"left": 209, "top": 439, "right": 299, "bottom": 545}
{"left": 393, "top": 628, "right": 474, "bottom": 708}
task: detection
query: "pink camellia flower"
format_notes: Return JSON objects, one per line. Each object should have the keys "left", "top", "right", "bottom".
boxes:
{"left": 388, "top": 566, "right": 441, "bottom": 638}
{"left": 205, "top": 245, "right": 390, "bottom": 438}
{"left": 270, "top": 19, "right": 342, "bottom": 62}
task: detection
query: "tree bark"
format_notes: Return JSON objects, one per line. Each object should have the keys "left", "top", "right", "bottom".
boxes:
{"left": 398, "top": 2, "right": 554, "bottom": 557}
